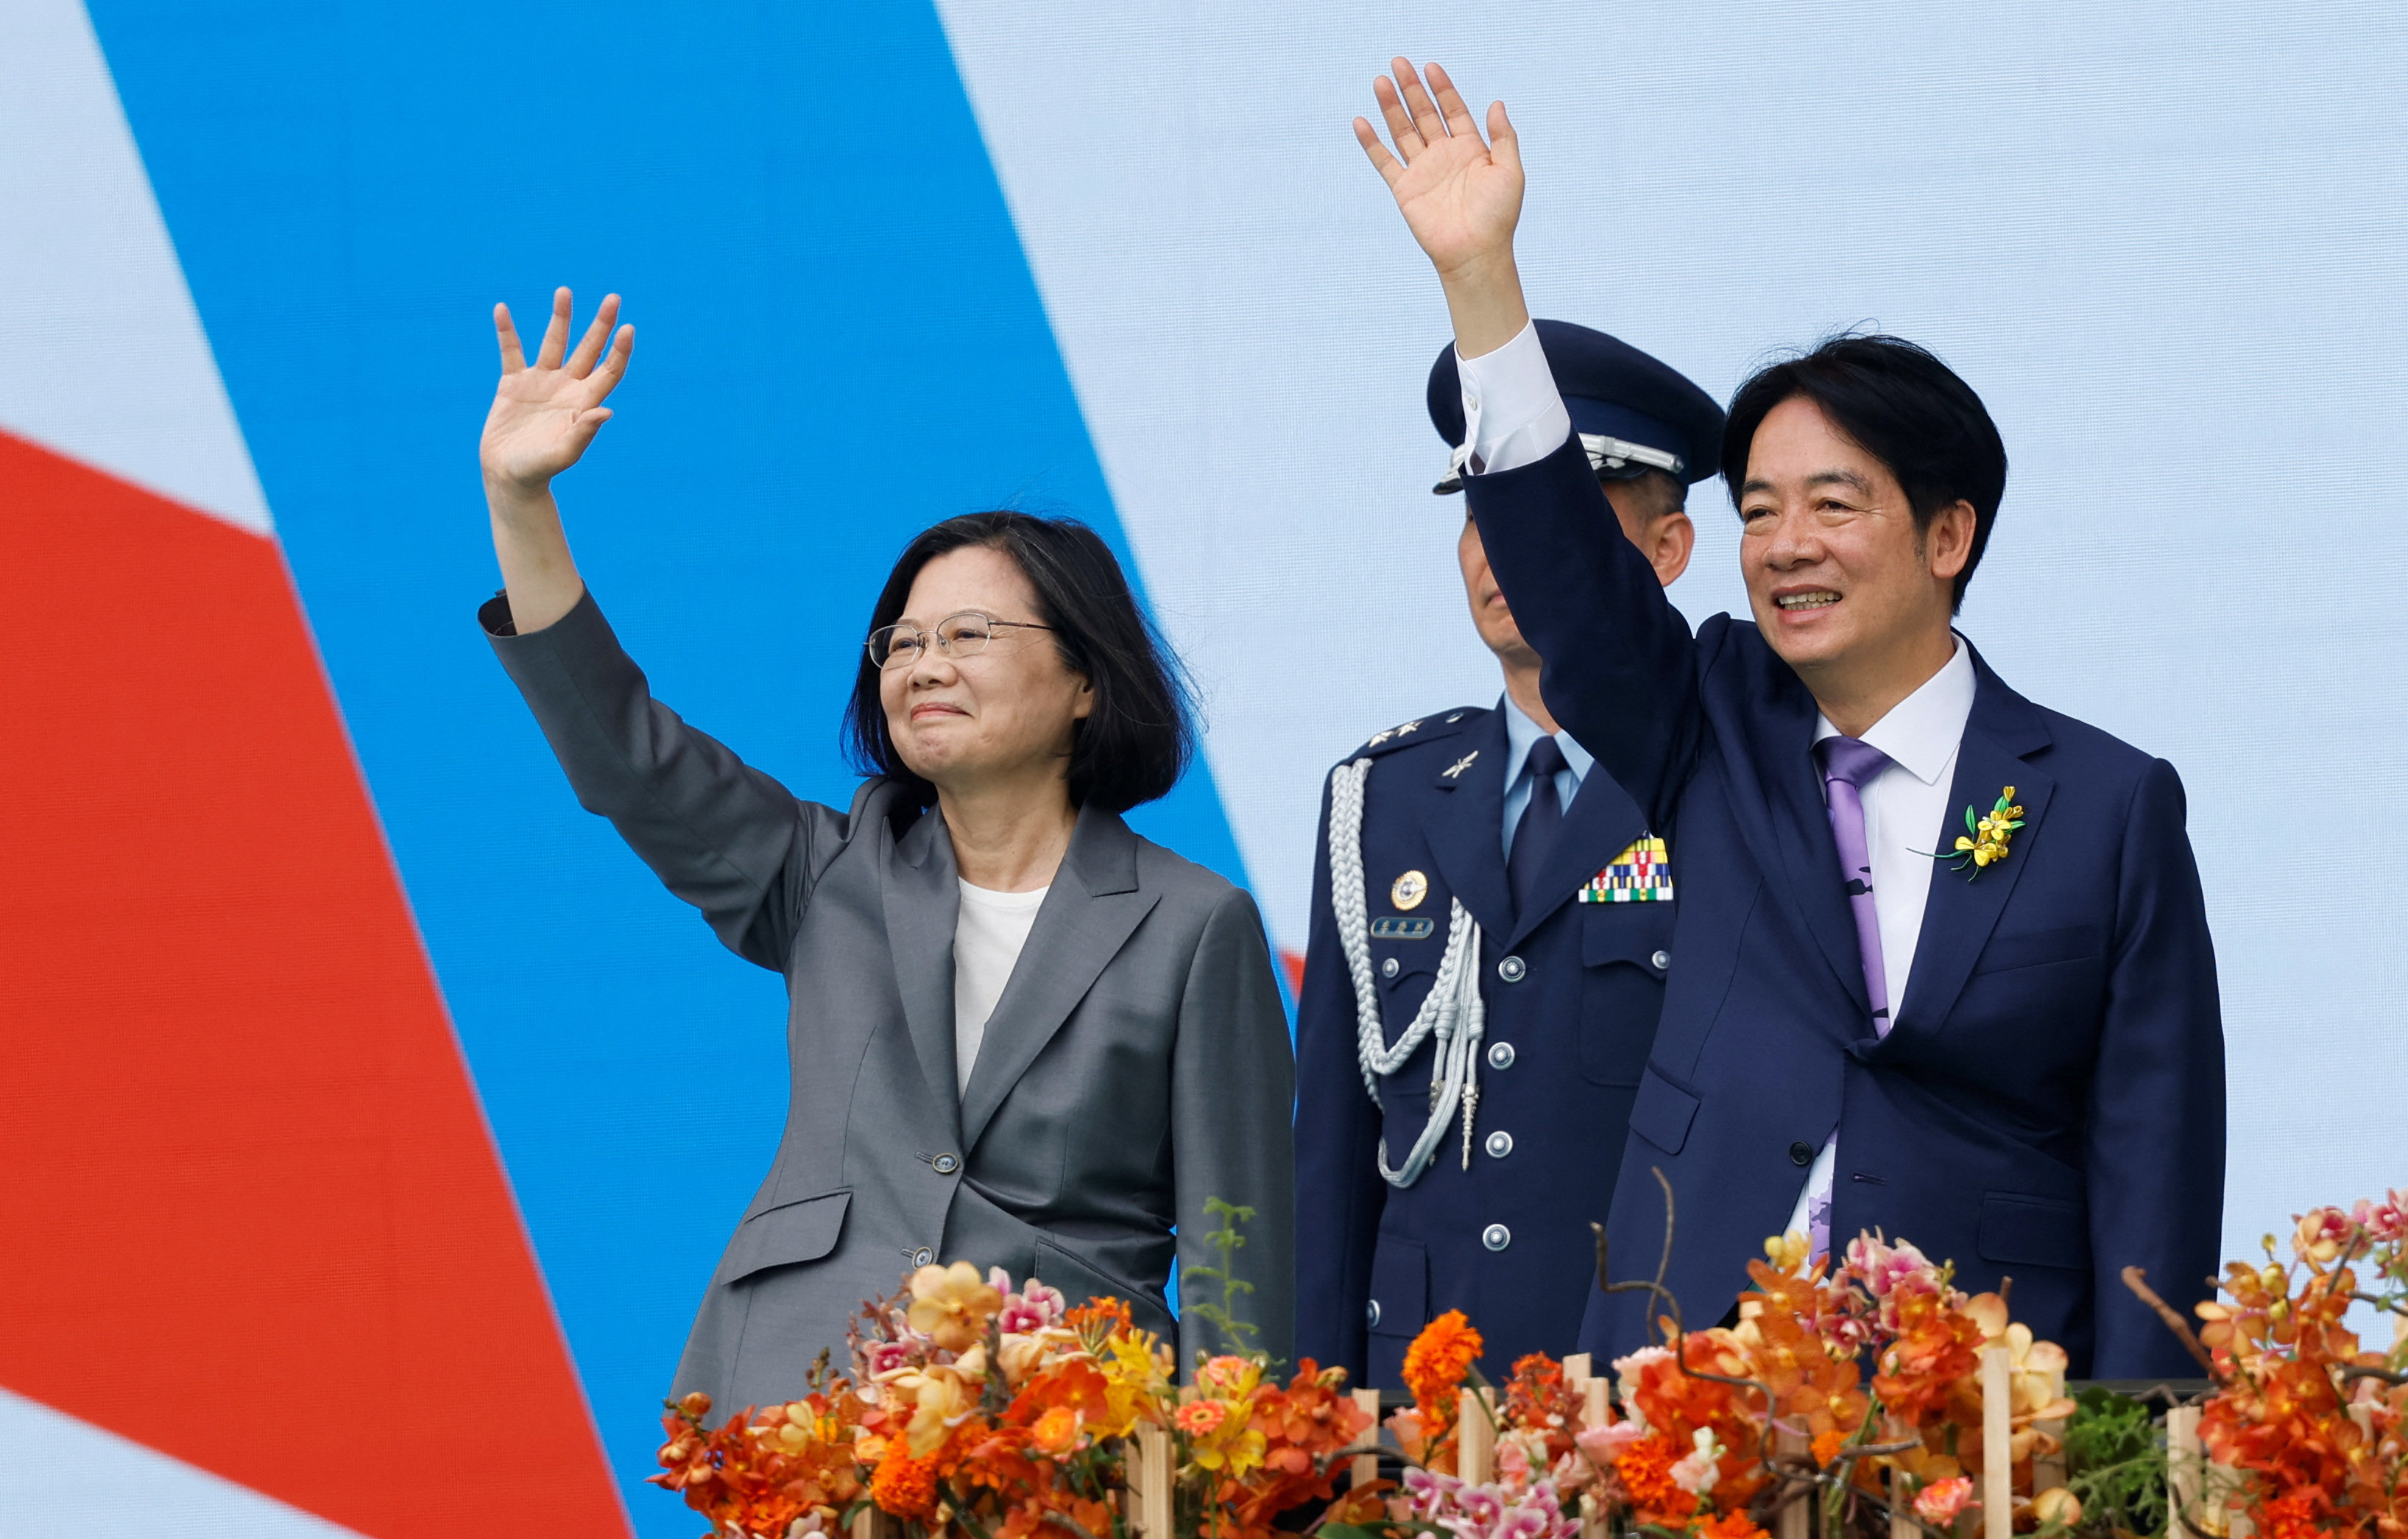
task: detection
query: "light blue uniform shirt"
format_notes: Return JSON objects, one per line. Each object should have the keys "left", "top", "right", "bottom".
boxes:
{"left": 1499, "top": 694, "right": 1595, "bottom": 859}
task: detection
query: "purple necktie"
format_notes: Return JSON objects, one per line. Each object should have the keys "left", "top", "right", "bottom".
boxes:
{"left": 1807, "top": 734, "right": 1893, "bottom": 1258}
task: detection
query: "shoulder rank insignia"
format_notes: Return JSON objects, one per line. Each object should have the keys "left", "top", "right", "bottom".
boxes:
{"left": 1365, "top": 717, "right": 1424, "bottom": 749}
{"left": 1579, "top": 835, "right": 1675, "bottom": 903}
{"left": 1441, "top": 750, "right": 1479, "bottom": 779}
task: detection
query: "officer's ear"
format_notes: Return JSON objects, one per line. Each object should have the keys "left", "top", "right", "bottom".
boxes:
{"left": 1642, "top": 509, "right": 1695, "bottom": 589}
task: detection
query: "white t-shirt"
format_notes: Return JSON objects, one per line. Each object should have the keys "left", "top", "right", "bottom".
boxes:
{"left": 953, "top": 880, "right": 1049, "bottom": 1096}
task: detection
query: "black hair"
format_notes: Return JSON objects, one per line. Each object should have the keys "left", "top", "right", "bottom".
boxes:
{"left": 843, "top": 511, "right": 1195, "bottom": 814}
{"left": 1720, "top": 334, "right": 2007, "bottom": 612}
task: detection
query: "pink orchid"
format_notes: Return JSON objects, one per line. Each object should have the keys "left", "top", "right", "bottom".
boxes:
{"left": 1574, "top": 1418, "right": 1645, "bottom": 1467}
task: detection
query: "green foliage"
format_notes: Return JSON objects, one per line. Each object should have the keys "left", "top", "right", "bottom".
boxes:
{"left": 1184, "top": 1197, "right": 1263, "bottom": 1364}
{"left": 2062, "top": 1387, "right": 2169, "bottom": 1539}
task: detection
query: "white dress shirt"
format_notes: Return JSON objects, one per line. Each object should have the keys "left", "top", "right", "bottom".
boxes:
{"left": 1784, "top": 635, "right": 1977, "bottom": 1241}
{"left": 1453, "top": 322, "right": 1983, "bottom": 1243}
{"left": 953, "top": 880, "right": 1048, "bottom": 1097}
{"left": 1500, "top": 694, "right": 1595, "bottom": 859}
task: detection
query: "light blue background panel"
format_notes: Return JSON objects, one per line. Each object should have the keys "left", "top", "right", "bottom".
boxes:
{"left": 87, "top": 3, "right": 1249, "bottom": 1528}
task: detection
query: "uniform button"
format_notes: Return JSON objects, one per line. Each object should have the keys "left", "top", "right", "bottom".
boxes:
{"left": 1789, "top": 1141, "right": 1815, "bottom": 1167}
{"left": 1380, "top": 957, "right": 1400, "bottom": 980}
{"left": 1366, "top": 1298, "right": 1382, "bottom": 1329}
{"left": 1485, "top": 1130, "right": 1514, "bottom": 1159}
{"left": 1487, "top": 1040, "right": 1516, "bottom": 1070}
{"left": 1651, "top": 950, "right": 1672, "bottom": 971}
{"left": 931, "top": 1152, "right": 960, "bottom": 1174}
{"left": 912, "top": 1246, "right": 935, "bottom": 1267}
{"left": 1496, "top": 954, "right": 1527, "bottom": 983}
{"left": 1482, "top": 1223, "right": 1512, "bottom": 1252}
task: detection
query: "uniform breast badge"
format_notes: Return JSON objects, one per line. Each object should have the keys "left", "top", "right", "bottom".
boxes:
{"left": 1578, "top": 835, "right": 1675, "bottom": 903}
{"left": 1390, "top": 870, "right": 1430, "bottom": 910}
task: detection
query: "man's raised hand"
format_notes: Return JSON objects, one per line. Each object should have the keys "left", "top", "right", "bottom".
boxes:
{"left": 481, "top": 288, "right": 635, "bottom": 497}
{"left": 1354, "top": 60, "right": 1531, "bottom": 361}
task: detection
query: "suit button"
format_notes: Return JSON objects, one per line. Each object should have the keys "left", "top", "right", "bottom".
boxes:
{"left": 1366, "top": 1298, "right": 1382, "bottom": 1329}
{"left": 1380, "top": 957, "right": 1400, "bottom": 980}
{"left": 912, "top": 1246, "right": 935, "bottom": 1267}
{"left": 1485, "top": 1130, "right": 1514, "bottom": 1159}
{"left": 1482, "top": 1223, "right": 1511, "bottom": 1252}
{"left": 1789, "top": 1141, "right": 1815, "bottom": 1166}
{"left": 931, "top": 1152, "right": 960, "bottom": 1174}
{"left": 1496, "top": 954, "right": 1527, "bottom": 983}
{"left": 1487, "top": 1041, "right": 1516, "bottom": 1070}
{"left": 1651, "top": 950, "right": 1672, "bottom": 971}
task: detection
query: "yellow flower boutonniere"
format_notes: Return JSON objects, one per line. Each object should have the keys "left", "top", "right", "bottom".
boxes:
{"left": 1935, "top": 786, "right": 2025, "bottom": 880}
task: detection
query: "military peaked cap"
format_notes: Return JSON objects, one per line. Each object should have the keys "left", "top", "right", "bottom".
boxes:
{"left": 1427, "top": 320, "right": 1725, "bottom": 493}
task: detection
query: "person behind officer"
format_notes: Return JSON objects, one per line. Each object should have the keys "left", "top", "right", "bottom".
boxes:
{"left": 1293, "top": 321, "right": 1723, "bottom": 1384}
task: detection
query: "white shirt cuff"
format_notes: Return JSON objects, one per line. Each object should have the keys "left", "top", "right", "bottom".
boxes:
{"left": 1455, "top": 320, "right": 1572, "bottom": 478}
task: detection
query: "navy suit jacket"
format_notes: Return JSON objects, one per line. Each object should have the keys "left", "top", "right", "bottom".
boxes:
{"left": 1295, "top": 705, "right": 1673, "bottom": 1385}
{"left": 1466, "top": 436, "right": 2225, "bottom": 1379}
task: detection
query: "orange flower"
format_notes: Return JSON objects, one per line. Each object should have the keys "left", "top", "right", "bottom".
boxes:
{"left": 1698, "top": 1511, "right": 1770, "bottom": 1539}
{"left": 1810, "top": 1429, "right": 1846, "bottom": 1468}
{"left": 1403, "top": 1310, "right": 1485, "bottom": 1423}
{"left": 870, "top": 1434, "right": 941, "bottom": 1520}
{"left": 1613, "top": 1431, "right": 1692, "bottom": 1524}
{"left": 1178, "top": 1398, "right": 1232, "bottom": 1436}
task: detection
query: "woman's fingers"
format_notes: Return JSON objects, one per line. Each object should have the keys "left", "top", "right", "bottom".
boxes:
{"left": 533, "top": 286, "right": 574, "bottom": 370}
{"left": 564, "top": 293, "right": 621, "bottom": 378}
{"left": 1371, "top": 73, "right": 1423, "bottom": 159}
{"left": 1424, "top": 62, "right": 1482, "bottom": 143}
{"left": 1390, "top": 59, "right": 1451, "bottom": 147}
{"left": 1353, "top": 116, "right": 1405, "bottom": 186}
{"left": 494, "top": 303, "right": 526, "bottom": 373}
{"left": 582, "top": 323, "right": 636, "bottom": 403}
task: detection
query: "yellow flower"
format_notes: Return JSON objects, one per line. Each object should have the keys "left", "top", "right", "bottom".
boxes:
{"left": 905, "top": 1261, "right": 1002, "bottom": 1352}
{"left": 1764, "top": 1230, "right": 1812, "bottom": 1275}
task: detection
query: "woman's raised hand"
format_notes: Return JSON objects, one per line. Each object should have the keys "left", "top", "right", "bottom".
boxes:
{"left": 480, "top": 288, "right": 635, "bottom": 496}
{"left": 1354, "top": 60, "right": 1531, "bottom": 360}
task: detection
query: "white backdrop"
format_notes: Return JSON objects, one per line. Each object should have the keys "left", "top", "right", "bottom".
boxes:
{"left": 935, "top": 0, "right": 2408, "bottom": 1270}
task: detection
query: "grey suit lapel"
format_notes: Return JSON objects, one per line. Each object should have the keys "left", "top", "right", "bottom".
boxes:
{"left": 958, "top": 805, "right": 1160, "bottom": 1152}
{"left": 880, "top": 797, "right": 965, "bottom": 1147}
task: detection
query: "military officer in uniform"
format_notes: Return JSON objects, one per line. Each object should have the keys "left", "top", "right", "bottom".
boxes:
{"left": 1293, "top": 320, "right": 1724, "bottom": 1384}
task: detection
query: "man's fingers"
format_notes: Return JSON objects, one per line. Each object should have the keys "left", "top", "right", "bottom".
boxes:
{"left": 1371, "top": 74, "right": 1423, "bottom": 158}
{"left": 534, "top": 286, "right": 573, "bottom": 370}
{"left": 565, "top": 292, "right": 621, "bottom": 378}
{"left": 1391, "top": 58, "right": 1451, "bottom": 147}
{"left": 494, "top": 303, "right": 526, "bottom": 373}
{"left": 1353, "top": 117, "right": 1405, "bottom": 186}
{"left": 1425, "top": 63, "right": 1481, "bottom": 141}
{"left": 1486, "top": 100, "right": 1522, "bottom": 174}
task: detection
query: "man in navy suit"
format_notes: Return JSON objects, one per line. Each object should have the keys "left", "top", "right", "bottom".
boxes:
{"left": 1350, "top": 59, "right": 2224, "bottom": 1377}
{"left": 1294, "top": 324, "right": 1723, "bottom": 1385}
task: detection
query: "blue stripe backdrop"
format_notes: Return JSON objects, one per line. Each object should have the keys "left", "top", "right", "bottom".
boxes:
{"left": 87, "top": 3, "right": 1254, "bottom": 1526}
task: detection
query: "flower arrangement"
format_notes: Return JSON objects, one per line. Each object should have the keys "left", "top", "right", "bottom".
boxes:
{"left": 652, "top": 1235, "right": 1371, "bottom": 1539}
{"left": 2159, "top": 1188, "right": 2407, "bottom": 1539}
{"left": 650, "top": 1183, "right": 2407, "bottom": 1539}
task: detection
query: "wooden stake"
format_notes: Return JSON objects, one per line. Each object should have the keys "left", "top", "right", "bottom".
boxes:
{"left": 1980, "top": 1346, "right": 2012, "bottom": 1539}
{"left": 1458, "top": 1387, "right": 1497, "bottom": 1485}
{"left": 1775, "top": 1424, "right": 1811, "bottom": 1539}
{"left": 2167, "top": 1405, "right": 2206, "bottom": 1538}
{"left": 1563, "top": 1352, "right": 1592, "bottom": 1386}
{"left": 1352, "top": 1387, "right": 1383, "bottom": 1489}
{"left": 1122, "top": 1424, "right": 1172, "bottom": 1539}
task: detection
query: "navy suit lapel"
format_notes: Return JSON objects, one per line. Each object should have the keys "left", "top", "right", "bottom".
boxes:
{"left": 959, "top": 806, "right": 1159, "bottom": 1152}
{"left": 1886, "top": 655, "right": 2056, "bottom": 1044}
{"left": 881, "top": 802, "right": 966, "bottom": 1147}
{"left": 1736, "top": 667, "right": 1872, "bottom": 1018}
{"left": 1421, "top": 710, "right": 1514, "bottom": 940}
{"left": 1508, "top": 755, "right": 1647, "bottom": 946}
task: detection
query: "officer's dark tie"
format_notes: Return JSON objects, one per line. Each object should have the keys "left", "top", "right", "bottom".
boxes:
{"left": 1508, "top": 734, "right": 1570, "bottom": 918}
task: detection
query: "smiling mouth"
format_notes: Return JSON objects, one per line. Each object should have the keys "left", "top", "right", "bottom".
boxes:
{"left": 1776, "top": 591, "right": 1840, "bottom": 611}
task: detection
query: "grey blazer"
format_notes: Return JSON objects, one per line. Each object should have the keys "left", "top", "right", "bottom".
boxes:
{"left": 487, "top": 592, "right": 1295, "bottom": 1409}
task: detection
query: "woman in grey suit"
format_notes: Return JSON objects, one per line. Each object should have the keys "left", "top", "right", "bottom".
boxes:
{"left": 473, "top": 289, "right": 1294, "bottom": 1411}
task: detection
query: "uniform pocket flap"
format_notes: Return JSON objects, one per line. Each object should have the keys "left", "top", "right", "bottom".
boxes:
{"left": 1366, "top": 1236, "right": 1428, "bottom": 1336}
{"left": 1582, "top": 904, "right": 1676, "bottom": 968}
{"left": 717, "top": 1189, "right": 851, "bottom": 1286}
{"left": 1974, "top": 926, "right": 2105, "bottom": 976}
{"left": 1629, "top": 1065, "right": 1699, "bottom": 1155}
{"left": 1976, "top": 1191, "right": 2089, "bottom": 1271}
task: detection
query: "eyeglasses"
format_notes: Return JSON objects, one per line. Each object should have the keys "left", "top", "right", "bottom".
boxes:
{"left": 866, "top": 610, "right": 1055, "bottom": 670}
